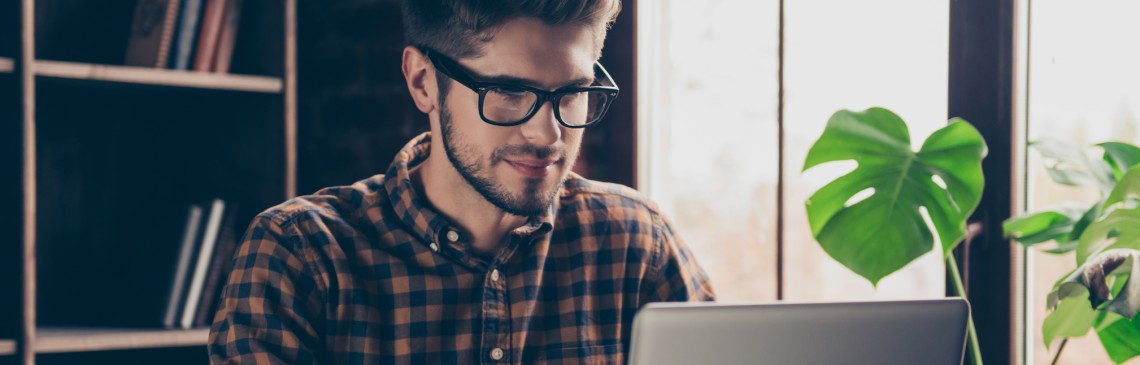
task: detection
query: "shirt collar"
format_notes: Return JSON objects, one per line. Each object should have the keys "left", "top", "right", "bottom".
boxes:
{"left": 382, "top": 132, "right": 555, "bottom": 253}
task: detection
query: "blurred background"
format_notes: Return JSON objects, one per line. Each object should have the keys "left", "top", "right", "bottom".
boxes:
{"left": 3, "top": 0, "right": 1139, "bottom": 364}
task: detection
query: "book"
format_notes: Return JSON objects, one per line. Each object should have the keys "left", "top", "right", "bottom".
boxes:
{"left": 180, "top": 198, "right": 225, "bottom": 329}
{"left": 169, "top": 0, "right": 206, "bottom": 70}
{"left": 123, "top": 0, "right": 182, "bottom": 68}
{"left": 162, "top": 204, "right": 205, "bottom": 329}
{"left": 192, "top": 0, "right": 228, "bottom": 72}
{"left": 212, "top": 0, "right": 244, "bottom": 73}
{"left": 193, "top": 202, "right": 240, "bottom": 327}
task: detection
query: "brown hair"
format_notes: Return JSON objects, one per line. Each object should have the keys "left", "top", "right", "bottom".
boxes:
{"left": 402, "top": 0, "right": 622, "bottom": 59}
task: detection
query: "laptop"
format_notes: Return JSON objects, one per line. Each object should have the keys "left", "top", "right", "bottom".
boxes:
{"left": 628, "top": 298, "right": 969, "bottom": 365}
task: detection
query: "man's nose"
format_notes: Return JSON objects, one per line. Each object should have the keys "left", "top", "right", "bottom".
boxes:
{"left": 518, "top": 100, "right": 561, "bottom": 146}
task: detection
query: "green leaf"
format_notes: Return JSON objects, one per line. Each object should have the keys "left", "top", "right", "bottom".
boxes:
{"left": 1068, "top": 202, "right": 1105, "bottom": 251}
{"left": 1043, "top": 286, "right": 1097, "bottom": 347}
{"left": 1103, "top": 165, "right": 1140, "bottom": 213}
{"left": 1100, "top": 141, "right": 1140, "bottom": 181}
{"left": 1032, "top": 139, "right": 1115, "bottom": 193}
{"left": 1077, "top": 167, "right": 1140, "bottom": 265}
{"left": 1051, "top": 249, "right": 1140, "bottom": 320}
{"left": 1008, "top": 203, "right": 1100, "bottom": 254}
{"left": 1044, "top": 240, "right": 1081, "bottom": 254}
{"left": 1096, "top": 250, "right": 1140, "bottom": 318}
{"left": 1077, "top": 205, "right": 1140, "bottom": 266}
{"left": 803, "top": 108, "right": 987, "bottom": 285}
{"left": 1095, "top": 312, "right": 1140, "bottom": 364}
{"left": 1003, "top": 207, "right": 1083, "bottom": 246}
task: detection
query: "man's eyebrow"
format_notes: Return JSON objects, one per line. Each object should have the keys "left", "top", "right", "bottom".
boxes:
{"left": 477, "top": 73, "right": 596, "bottom": 90}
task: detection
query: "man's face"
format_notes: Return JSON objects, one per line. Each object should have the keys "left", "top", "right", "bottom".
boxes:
{"left": 435, "top": 18, "right": 598, "bottom": 216}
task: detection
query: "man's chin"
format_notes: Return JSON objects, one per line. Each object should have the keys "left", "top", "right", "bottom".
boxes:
{"left": 503, "top": 187, "right": 559, "bottom": 215}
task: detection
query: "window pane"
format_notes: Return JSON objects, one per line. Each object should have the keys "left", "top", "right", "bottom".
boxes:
{"left": 638, "top": 0, "right": 780, "bottom": 301}
{"left": 1026, "top": 1, "right": 1140, "bottom": 364}
{"left": 783, "top": 0, "right": 948, "bottom": 300}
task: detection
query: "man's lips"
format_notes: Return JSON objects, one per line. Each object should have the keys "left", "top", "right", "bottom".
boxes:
{"left": 504, "top": 158, "right": 558, "bottom": 178}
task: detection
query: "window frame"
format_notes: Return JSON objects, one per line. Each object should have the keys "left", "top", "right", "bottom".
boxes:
{"left": 625, "top": 0, "right": 1027, "bottom": 363}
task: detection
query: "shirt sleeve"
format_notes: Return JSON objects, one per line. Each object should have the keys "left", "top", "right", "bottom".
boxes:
{"left": 208, "top": 215, "right": 327, "bottom": 364}
{"left": 641, "top": 212, "right": 717, "bottom": 304}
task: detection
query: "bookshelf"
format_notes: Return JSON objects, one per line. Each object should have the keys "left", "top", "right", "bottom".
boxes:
{"left": 0, "top": 328, "right": 206, "bottom": 356}
{"left": 0, "top": 340, "right": 13, "bottom": 357}
{"left": 35, "top": 328, "right": 211, "bottom": 354}
{"left": 34, "top": 60, "right": 283, "bottom": 93}
{"left": 4, "top": 0, "right": 297, "bottom": 364}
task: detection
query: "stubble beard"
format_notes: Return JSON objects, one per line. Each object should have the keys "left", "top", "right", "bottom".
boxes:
{"left": 437, "top": 104, "right": 570, "bottom": 217}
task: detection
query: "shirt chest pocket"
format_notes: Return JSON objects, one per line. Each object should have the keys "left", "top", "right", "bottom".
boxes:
{"left": 531, "top": 343, "right": 624, "bottom": 365}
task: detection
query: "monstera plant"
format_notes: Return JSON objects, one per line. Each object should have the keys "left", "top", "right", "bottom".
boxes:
{"left": 1004, "top": 139, "right": 1140, "bottom": 364}
{"left": 803, "top": 107, "right": 987, "bottom": 365}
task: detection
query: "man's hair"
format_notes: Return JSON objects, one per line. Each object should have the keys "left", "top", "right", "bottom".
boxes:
{"left": 402, "top": 0, "right": 621, "bottom": 59}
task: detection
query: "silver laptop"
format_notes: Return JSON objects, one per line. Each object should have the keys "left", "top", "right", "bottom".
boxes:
{"left": 628, "top": 298, "right": 969, "bottom": 365}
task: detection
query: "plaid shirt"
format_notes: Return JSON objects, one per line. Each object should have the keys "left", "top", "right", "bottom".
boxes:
{"left": 208, "top": 132, "right": 715, "bottom": 364}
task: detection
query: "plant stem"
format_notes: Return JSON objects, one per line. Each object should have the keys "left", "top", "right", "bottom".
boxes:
{"left": 1050, "top": 338, "right": 1068, "bottom": 365}
{"left": 947, "top": 254, "right": 984, "bottom": 365}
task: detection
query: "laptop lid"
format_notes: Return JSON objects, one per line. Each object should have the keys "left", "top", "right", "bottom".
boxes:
{"left": 628, "top": 298, "right": 969, "bottom": 365}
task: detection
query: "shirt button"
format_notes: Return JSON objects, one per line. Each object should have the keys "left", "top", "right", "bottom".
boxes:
{"left": 429, "top": 242, "right": 440, "bottom": 252}
{"left": 446, "top": 230, "right": 460, "bottom": 242}
{"left": 490, "top": 347, "right": 504, "bottom": 361}
{"left": 490, "top": 269, "right": 501, "bottom": 282}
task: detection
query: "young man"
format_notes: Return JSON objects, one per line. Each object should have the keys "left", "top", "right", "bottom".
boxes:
{"left": 208, "top": 1, "right": 714, "bottom": 363}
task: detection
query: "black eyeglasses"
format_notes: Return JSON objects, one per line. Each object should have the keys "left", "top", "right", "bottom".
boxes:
{"left": 420, "top": 46, "right": 620, "bottom": 128}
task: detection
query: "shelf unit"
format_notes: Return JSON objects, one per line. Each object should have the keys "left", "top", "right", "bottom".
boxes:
{"left": 5, "top": 0, "right": 297, "bottom": 364}
{"left": 0, "top": 327, "right": 210, "bottom": 356}
{"left": 34, "top": 60, "right": 283, "bottom": 93}
{"left": 34, "top": 328, "right": 211, "bottom": 354}
{"left": 1, "top": 57, "right": 281, "bottom": 93}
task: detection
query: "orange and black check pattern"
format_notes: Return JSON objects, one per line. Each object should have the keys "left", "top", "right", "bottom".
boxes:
{"left": 208, "top": 132, "right": 715, "bottom": 364}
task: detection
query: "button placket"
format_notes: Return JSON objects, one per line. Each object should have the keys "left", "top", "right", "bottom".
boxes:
{"left": 480, "top": 235, "right": 517, "bottom": 363}
{"left": 485, "top": 264, "right": 512, "bottom": 362}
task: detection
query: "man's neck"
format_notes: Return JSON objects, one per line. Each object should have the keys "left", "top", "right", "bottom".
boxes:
{"left": 412, "top": 153, "right": 528, "bottom": 256}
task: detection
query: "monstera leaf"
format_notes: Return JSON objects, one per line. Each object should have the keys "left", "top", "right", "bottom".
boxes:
{"left": 1096, "top": 312, "right": 1140, "bottom": 364}
{"left": 1101, "top": 142, "right": 1140, "bottom": 181}
{"left": 1078, "top": 165, "right": 1140, "bottom": 265}
{"left": 1006, "top": 140, "right": 1122, "bottom": 254}
{"left": 1042, "top": 286, "right": 1098, "bottom": 347}
{"left": 803, "top": 108, "right": 987, "bottom": 285}
{"left": 1032, "top": 139, "right": 1116, "bottom": 194}
{"left": 1004, "top": 205, "right": 1086, "bottom": 246}
{"left": 1009, "top": 140, "right": 1140, "bottom": 363}
{"left": 1043, "top": 249, "right": 1140, "bottom": 363}
{"left": 1047, "top": 249, "right": 1140, "bottom": 321}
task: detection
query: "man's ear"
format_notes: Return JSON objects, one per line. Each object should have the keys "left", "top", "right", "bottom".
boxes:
{"left": 402, "top": 46, "right": 437, "bottom": 114}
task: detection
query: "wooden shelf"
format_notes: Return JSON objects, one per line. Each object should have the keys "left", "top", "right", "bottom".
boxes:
{"left": 34, "top": 327, "right": 209, "bottom": 354}
{"left": 0, "top": 57, "right": 13, "bottom": 73}
{"left": 34, "top": 60, "right": 283, "bottom": 93}
{"left": 9, "top": 0, "right": 295, "bottom": 362}
{"left": 0, "top": 338, "right": 14, "bottom": 356}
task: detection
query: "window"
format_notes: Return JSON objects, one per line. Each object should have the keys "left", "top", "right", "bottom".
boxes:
{"left": 782, "top": 0, "right": 949, "bottom": 301}
{"left": 638, "top": 0, "right": 949, "bottom": 301}
{"left": 637, "top": 0, "right": 780, "bottom": 301}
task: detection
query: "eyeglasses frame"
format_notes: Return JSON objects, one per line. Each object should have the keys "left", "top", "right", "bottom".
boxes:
{"left": 419, "top": 46, "right": 621, "bottom": 128}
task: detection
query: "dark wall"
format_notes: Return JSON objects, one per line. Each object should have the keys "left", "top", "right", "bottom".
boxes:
{"left": 296, "top": 0, "right": 638, "bottom": 194}
{"left": 296, "top": 0, "right": 423, "bottom": 194}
